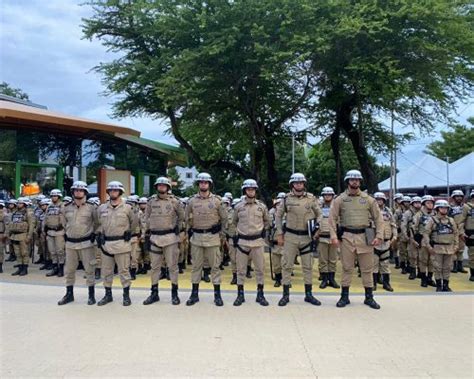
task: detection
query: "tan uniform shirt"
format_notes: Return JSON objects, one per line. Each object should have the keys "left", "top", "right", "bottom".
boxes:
{"left": 401, "top": 208, "right": 419, "bottom": 242}
{"left": 61, "top": 199, "right": 99, "bottom": 250}
{"left": 44, "top": 201, "right": 65, "bottom": 237}
{"left": 233, "top": 197, "right": 270, "bottom": 247}
{"left": 450, "top": 203, "right": 468, "bottom": 236}
{"left": 97, "top": 200, "right": 138, "bottom": 254}
{"left": 423, "top": 215, "right": 458, "bottom": 254}
{"left": 145, "top": 194, "right": 184, "bottom": 247}
{"left": 185, "top": 193, "right": 228, "bottom": 247}
{"left": 376, "top": 206, "right": 397, "bottom": 251}
{"left": 7, "top": 208, "right": 33, "bottom": 241}
{"left": 319, "top": 201, "right": 332, "bottom": 244}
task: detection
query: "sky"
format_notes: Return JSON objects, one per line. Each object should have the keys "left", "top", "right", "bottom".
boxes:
{"left": 1, "top": 0, "right": 473, "bottom": 172}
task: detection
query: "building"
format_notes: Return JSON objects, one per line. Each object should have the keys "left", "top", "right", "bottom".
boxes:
{"left": 0, "top": 95, "right": 187, "bottom": 201}
{"left": 175, "top": 166, "right": 199, "bottom": 188}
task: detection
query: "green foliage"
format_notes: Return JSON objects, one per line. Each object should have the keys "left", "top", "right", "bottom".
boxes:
{"left": 0, "top": 82, "right": 30, "bottom": 100}
{"left": 425, "top": 118, "right": 474, "bottom": 162}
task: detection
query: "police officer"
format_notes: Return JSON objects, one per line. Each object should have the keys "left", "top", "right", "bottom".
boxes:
{"left": 8, "top": 197, "right": 34, "bottom": 276}
{"left": 412, "top": 195, "right": 436, "bottom": 287}
{"left": 269, "top": 192, "right": 286, "bottom": 287}
{"left": 402, "top": 196, "right": 422, "bottom": 280}
{"left": 232, "top": 179, "right": 271, "bottom": 306}
{"left": 221, "top": 197, "right": 236, "bottom": 284}
{"left": 372, "top": 192, "right": 396, "bottom": 292}
{"left": 461, "top": 189, "right": 474, "bottom": 281}
{"left": 44, "top": 189, "right": 65, "bottom": 277}
{"left": 143, "top": 177, "right": 184, "bottom": 305}
{"left": 0, "top": 200, "right": 6, "bottom": 273}
{"left": 423, "top": 200, "right": 458, "bottom": 292}
{"left": 32, "top": 195, "right": 46, "bottom": 265}
{"left": 126, "top": 195, "right": 141, "bottom": 280}
{"left": 275, "top": 173, "right": 322, "bottom": 307}
{"left": 136, "top": 197, "right": 150, "bottom": 275}
{"left": 96, "top": 181, "right": 138, "bottom": 306}
{"left": 449, "top": 190, "right": 468, "bottom": 273}
{"left": 328, "top": 170, "right": 383, "bottom": 310}
{"left": 58, "top": 181, "right": 98, "bottom": 305}
{"left": 391, "top": 193, "right": 404, "bottom": 268}
{"left": 87, "top": 197, "right": 102, "bottom": 279}
{"left": 185, "top": 173, "right": 228, "bottom": 306}
{"left": 318, "top": 186, "right": 340, "bottom": 289}
{"left": 398, "top": 195, "right": 411, "bottom": 273}
{"left": 5, "top": 199, "right": 18, "bottom": 262}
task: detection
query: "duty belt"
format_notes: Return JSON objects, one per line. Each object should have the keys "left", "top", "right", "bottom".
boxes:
{"left": 10, "top": 231, "right": 26, "bottom": 234}
{"left": 192, "top": 225, "right": 221, "bottom": 234}
{"left": 150, "top": 228, "right": 176, "bottom": 236}
{"left": 319, "top": 233, "right": 330, "bottom": 238}
{"left": 342, "top": 227, "right": 367, "bottom": 234}
{"left": 285, "top": 227, "right": 307, "bottom": 236}
{"left": 132, "top": 232, "right": 140, "bottom": 238}
{"left": 432, "top": 242, "right": 451, "bottom": 245}
{"left": 238, "top": 231, "right": 264, "bottom": 240}
{"left": 104, "top": 235, "right": 125, "bottom": 241}
{"left": 46, "top": 225, "right": 63, "bottom": 231}
{"left": 65, "top": 234, "right": 93, "bottom": 243}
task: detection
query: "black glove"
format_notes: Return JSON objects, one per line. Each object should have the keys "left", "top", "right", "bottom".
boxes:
{"left": 90, "top": 233, "right": 96, "bottom": 244}
{"left": 124, "top": 230, "right": 132, "bottom": 242}
{"left": 97, "top": 233, "right": 104, "bottom": 248}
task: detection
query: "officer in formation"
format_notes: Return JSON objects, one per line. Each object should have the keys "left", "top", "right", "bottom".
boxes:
{"left": 222, "top": 196, "right": 238, "bottom": 285}
{"left": 8, "top": 197, "right": 33, "bottom": 276}
{"left": 268, "top": 192, "right": 285, "bottom": 287}
{"left": 275, "top": 173, "right": 322, "bottom": 307}
{"left": 126, "top": 195, "right": 141, "bottom": 280}
{"left": 397, "top": 195, "right": 412, "bottom": 274}
{"left": 232, "top": 179, "right": 270, "bottom": 306}
{"left": 185, "top": 173, "right": 228, "bottom": 306}
{"left": 449, "top": 190, "right": 469, "bottom": 274}
{"left": 44, "top": 189, "right": 66, "bottom": 277}
{"left": 328, "top": 170, "right": 383, "bottom": 310}
{"left": 143, "top": 177, "right": 184, "bottom": 305}
{"left": 402, "top": 196, "right": 422, "bottom": 280}
{"left": 461, "top": 190, "right": 474, "bottom": 281}
{"left": 137, "top": 196, "right": 151, "bottom": 275}
{"left": 391, "top": 193, "right": 404, "bottom": 269}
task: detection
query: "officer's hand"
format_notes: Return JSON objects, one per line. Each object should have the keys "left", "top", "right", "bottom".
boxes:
{"left": 428, "top": 247, "right": 435, "bottom": 255}
{"left": 330, "top": 238, "right": 339, "bottom": 247}
{"left": 413, "top": 241, "right": 420, "bottom": 248}
{"left": 460, "top": 234, "right": 466, "bottom": 242}
{"left": 277, "top": 234, "right": 284, "bottom": 246}
{"left": 371, "top": 238, "right": 382, "bottom": 247}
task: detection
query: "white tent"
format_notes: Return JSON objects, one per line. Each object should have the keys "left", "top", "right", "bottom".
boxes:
{"left": 449, "top": 152, "right": 474, "bottom": 186}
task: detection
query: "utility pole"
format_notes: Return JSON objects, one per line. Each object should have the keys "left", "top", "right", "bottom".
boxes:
{"left": 291, "top": 132, "right": 295, "bottom": 174}
{"left": 446, "top": 156, "right": 450, "bottom": 198}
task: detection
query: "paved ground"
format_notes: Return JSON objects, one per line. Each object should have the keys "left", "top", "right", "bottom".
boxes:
{"left": 1, "top": 257, "right": 473, "bottom": 378}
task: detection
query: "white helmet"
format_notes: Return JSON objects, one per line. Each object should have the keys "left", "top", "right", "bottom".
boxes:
{"left": 277, "top": 192, "right": 286, "bottom": 199}
{"left": 40, "top": 198, "right": 51, "bottom": 206}
{"left": 344, "top": 169, "right": 363, "bottom": 181}
{"left": 393, "top": 193, "right": 403, "bottom": 201}
{"left": 242, "top": 179, "right": 258, "bottom": 190}
{"left": 321, "top": 186, "right": 335, "bottom": 196}
{"left": 232, "top": 198, "right": 240, "bottom": 206}
{"left": 224, "top": 192, "right": 233, "bottom": 199}
{"left": 195, "top": 172, "right": 213, "bottom": 184}
{"left": 411, "top": 196, "right": 422, "bottom": 204}
{"left": 106, "top": 181, "right": 125, "bottom": 194}
{"left": 421, "top": 195, "right": 434, "bottom": 204}
{"left": 289, "top": 173, "right": 307, "bottom": 185}
{"left": 451, "top": 190, "right": 464, "bottom": 198}
{"left": 222, "top": 196, "right": 231, "bottom": 205}
{"left": 7, "top": 199, "right": 18, "bottom": 206}
{"left": 63, "top": 196, "right": 73, "bottom": 204}
{"left": 128, "top": 195, "right": 139, "bottom": 203}
{"left": 0, "top": 200, "right": 4, "bottom": 207}
{"left": 35, "top": 194, "right": 46, "bottom": 202}
{"left": 402, "top": 196, "right": 411, "bottom": 203}
{"left": 71, "top": 181, "right": 89, "bottom": 194}
{"left": 470, "top": 189, "right": 474, "bottom": 198}
{"left": 374, "top": 192, "right": 386, "bottom": 201}
{"left": 154, "top": 176, "right": 171, "bottom": 188}
{"left": 138, "top": 197, "right": 148, "bottom": 204}
{"left": 50, "top": 189, "right": 62, "bottom": 197}
{"left": 434, "top": 199, "right": 450, "bottom": 209}
{"left": 17, "top": 197, "right": 29, "bottom": 205}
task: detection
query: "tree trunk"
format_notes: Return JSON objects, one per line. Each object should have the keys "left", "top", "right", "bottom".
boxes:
{"left": 262, "top": 138, "right": 279, "bottom": 205}
{"left": 330, "top": 127, "right": 343, "bottom": 194}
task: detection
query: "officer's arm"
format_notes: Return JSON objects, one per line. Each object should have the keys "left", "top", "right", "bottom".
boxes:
{"left": 232, "top": 204, "right": 239, "bottom": 227}
{"left": 458, "top": 205, "right": 467, "bottom": 236}
{"left": 312, "top": 198, "right": 323, "bottom": 224}
{"left": 328, "top": 199, "right": 340, "bottom": 241}
{"left": 391, "top": 214, "right": 398, "bottom": 240}
{"left": 400, "top": 212, "right": 409, "bottom": 239}
{"left": 263, "top": 205, "right": 271, "bottom": 231}
{"left": 370, "top": 199, "right": 384, "bottom": 240}
{"left": 274, "top": 201, "right": 285, "bottom": 237}
{"left": 144, "top": 202, "right": 152, "bottom": 231}
{"left": 129, "top": 206, "right": 139, "bottom": 232}
{"left": 218, "top": 201, "right": 228, "bottom": 230}
{"left": 452, "top": 220, "right": 459, "bottom": 252}
{"left": 175, "top": 200, "right": 185, "bottom": 227}
{"left": 422, "top": 219, "right": 433, "bottom": 248}
{"left": 27, "top": 212, "right": 34, "bottom": 239}
{"left": 92, "top": 205, "right": 99, "bottom": 232}
{"left": 95, "top": 207, "right": 103, "bottom": 234}
{"left": 184, "top": 200, "right": 193, "bottom": 230}
{"left": 59, "top": 207, "right": 67, "bottom": 229}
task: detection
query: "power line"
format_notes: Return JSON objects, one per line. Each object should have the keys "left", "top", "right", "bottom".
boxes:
{"left": 398, "top": 152, "right": 448, "bottom": 183}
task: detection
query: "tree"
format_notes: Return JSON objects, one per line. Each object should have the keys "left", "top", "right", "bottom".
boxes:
{"left": 0, "top": 82, "right": 30, "bottom": 100}
{"left": 425, "top": 118, "right": 474, "bottom": 162}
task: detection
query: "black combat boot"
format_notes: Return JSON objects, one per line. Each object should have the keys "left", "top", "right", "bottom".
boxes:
{"left": 178, "top": 262, "right": 184, "bottom": 274}
{"left": 319, "top": 272, "right": 329, "bottom": 289}
{"left": 98, "top": 287, "right": 113, "bottom": 306}
{"left": 435, "top": 279, "right": 443, "bottom": 292}
{"left": 144, "top": 262, "right": 151, "bottom": 273}
{"left": 451, "top": 261, "right": 458, "bottom": 273}
{"left": 304, "top": 284, "right": 321, "bottom": 306}
{"left": 420, "top": 272, "right": 428, "bottom": 287}
{"left": 233, "top": 285, "right": 245, "bottom": 306}
{"left": 273, "top": 272, "right": 282, "bottom": 287}
{"left": 11, "top": 264, "right": 22, "bottom": 276}
{"left": 122, "top": 286, "right": 131, "bottom": 306}
{"left": 256, "top": 284, "right": 269, "bottom": 306}
{"left": 6, "top": 252, "right": 16, "bottom": 262}
{"left": 186, "top": 283, "right": 200, "bottom": 306}
{"left": 408, "top": 266, "right": 417, "bottom": 280}
{"left": 427, "top": 272, "right": 436, "bottom": 287}
{"left": 57, "top": 264, "right": 64, "bottom": 277}
{"left": 0, "top": 263, "right": 3, "bottom": 273}
{"left": 136, "top": 264, "right": 145, "bottom": 275}
{"left": 34, "top": 255, "right": 44, "bottom": 264}
{"left": 373, "top": 273, "right": 378, "bottom": 291}
{"left": 58, "top": 286, "right": 74, "bottom": 305}
{"left": 230, "top": 272, "right": 237, "bottom": 285}
{"left": 246, "top": 265, "right": 252, "bottom": 278}
{"left": 378, "top": 272, "right": 383, "bottom": 284}
{"left": 400, "top": 261, "right": 407, "bottom": 274}
{"left": 87, "top": 286, "right": 96, "bottom": 305}
{"left": 213, "top": 284, "right": 224, "bottom": 306}
{"left": 336, "top": 287, "right": 350, "bottom": 307}
{"left": 202, "top": 267, "right": 211, "bottom": 283}
{"left": 95, "top": 268, "right": 101, "bottom": 280}
{"left": 130, "top": 267, "right": 136, "bottom": 281}
{"left": 278, "top": 285, "right": 290, "bottom": 306}
{"left": 363, "top": 287, "right": 381, "bottom": 309}
{"left": 46, "top": 264, "right": 59, "bottom": 277}
{"left": 394, "top": 257, "right": 400, "bottom": 269}
{"left": 442, "top": 280, "right": 452, "bottom": 292}
{"left": 143, "top": 284, "right": 159, "bottom": 305}
{"left": 39, "top": 259, "right": 50, "bottom": 270}
{"left": 470, "top": 268, "right": 474, "bottom": 282}
{"left": 457, "top": 260, "right": 467, "bottom": 273}
{"left": 19, "top": 264, "right": 28, "bottom": 276}
{"left": 382, "top": 273, "right": 394, "bottom": 292}
{"left": 328, "top": 272, "right": 340, "bottom": 288}
{"left": 171, "top": 284, "right": 180, "bottom": 305}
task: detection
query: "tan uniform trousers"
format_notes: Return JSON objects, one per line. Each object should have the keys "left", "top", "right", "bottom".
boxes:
{"left": 190, "top": 243, "right": 221, "bottom": 284}
{"left": 391, "top": 238, "right": 400, "bottom": 258}
{"left": 271, "top": 244, "right": 283, "bottom": 274}
{"left": 408, "top": 242, "right": 419, "bottom": 267}
{"left": 418, "top": 246, "right": 434, "bottom": 273}
{"left": 130, "top": 240, "right": 139, "bottom": 269}
{"left": 373, "top": 248, "right": 390, "bottom": 274}
{"left": 47, "top": 235, "right": 65, "bottom": 264}
{"left": 454, "top": 236, "right": 465, "bottom": 262}
{"left": 0, "top": 235, "right": 4, "bottom": 263}
{"left": 318, "top": 241, "right": 337, "bottom": 273}
{"left": 12, "top": 240, "right": 29, "bottom": 264}
{"left": 340, "top": 233, "right": 374, "bottom": 288}
{"left": 101, "top": 251, "right": 131, "bottom": 288}
{"left": 149, "top": 242, "right": 179, "bottom": 285}
{"left": 65, "top": 247, "right": 96, "bottom": 287}
{"left": 236, "top": 246, "right": 265, "bottom": 286}
{"left": 468, "top": 245, "right": 474, "bottom": 269}
{"left": 433, "top": 253, "right": 453, "bottom": 280}
{"left": 228, "top": 241, "right": 237, "bottom": 273}
{"left": 282, "top": 239, "right": 314, "bottom": 286}
{"left": 95, "top": 246, "right": 101, "bottom": 269}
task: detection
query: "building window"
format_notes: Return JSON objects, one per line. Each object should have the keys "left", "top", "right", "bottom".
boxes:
{"left": 186, "top": 172, "right": 193, "bottom": 179}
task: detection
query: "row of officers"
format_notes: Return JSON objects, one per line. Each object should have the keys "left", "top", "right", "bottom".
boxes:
{"left": 1, "top": 170, "right": 472, "bottom": 309}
